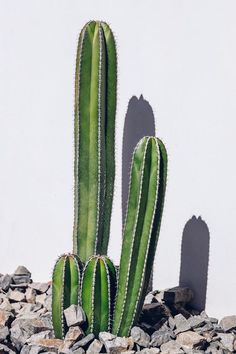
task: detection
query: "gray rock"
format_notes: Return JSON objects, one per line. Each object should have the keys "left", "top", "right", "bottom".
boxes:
{"left": 160, "top": 340, "right": 183, "bottom": 353}
{"left": 208, "top": 317, "right": 218, "bottom": 324}
{"left": 8, "top": 289, "right": 25, "bottom": 302}
{"left": 168, "top": 316, "right": 176, "bottom": 330}
{"left": 0, "top": 274, "right": 12, "bottom": 291}
{"left": 26, "top": 338, "right": 63, "bottom": 352}
{"left": 71, "top": 333, "right": 95, "bottom": 350}
{"left": 144, "top": 294, "right": 157, "bottom": 305}
{"left": 63, "top": 326, "right": 84, "bottom": 348}
{"left": 150, "top": 330, "right": 175, "bottom": 347}
{"left": 104, "top": 336, "right": 133, "bottom": 354}
{"left": 64, "top": 305, "right": 86, "bottom": 327}
{"left": 35, "top": 294, "right": 47, "bottom": 305}
{"left": 194, "top": 321, "right": 214, "bottom": 334}
{"left": 140, "top": 303, "right": 170, "bottom": 325}
{"left": 99, "top": 331, "right": 116, "bottom": 343}
{"left": 139, "top": 349, "right": 160, "bottom": 354}
{"left": 86, "top": 339, "right": 103, "bottom": 354}
{"left": 25, "top": 288, "right": 36, "bottom": 304}
{"left": 0, "top": 325, "right": 9, "bottom": 341}
{"left": 219, "top": 315, "right": 236, "bottom": 332}
{"left": 0, "top": 343, "right": 16, "bottom": 354}
{"left": 44, "top": 296, "right": 52, "bottom": 311}
{"left": 72, "top": 349, "right": 85, "bottom": 354}
{"left": 218, "top": 333, "right": 235, "bottom": 351}
{"left": 21, "top": 344, "right": 44, "bottom": 354}
{"left": 174, "top": 314, "right": 191, "bottom": 335}
{"left": 27, "top": 330, "right": 53, "bottom": 343}
{"left": 0, "top": 299, "right": 13, "bottom": 312}
{"left": 12, "top": 275, "right": 31, "bottom": 285}
{"left": 163, "top": 287, "right": 193, "bottom": 305}
{"left": 14, "top": 266, "right": 31, "bottom": 276}
{"left": 29, "top": 282, "right": 49, "bottom": 294}
{"left": 0, "top": 309, "right": 13, "bottom": 326}
{"left": 200, "top": 310, "right": 209, "bottom": 319}
{"left": 131, "top": 326, "right": 150, "bottom": 347}
{"left": 154, "top": 291, "right": 164, "bottom": 303}
{"left": 176, "top": 331, "right": 207, "bottom": 350}
{"left": 187, "top": 316, "right": 206, "bottom": 329}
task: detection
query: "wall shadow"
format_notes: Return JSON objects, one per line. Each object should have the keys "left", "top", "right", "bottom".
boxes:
{"left": 179, "top": 215, "right": 210, "bottom": 311}
{"left": 122, "top": 95, "right": 156, "bottom": 225}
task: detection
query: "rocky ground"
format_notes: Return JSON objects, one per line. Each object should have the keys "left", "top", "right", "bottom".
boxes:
{"left": 0, "top": 267, "right": 236, "bottom": 353}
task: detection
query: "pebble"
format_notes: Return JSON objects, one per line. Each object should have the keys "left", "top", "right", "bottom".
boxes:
{"left": 64, "top": 304, "right": 86, "bottom": 327}
{"left": 131, "top": 326, "right": 150, "bottom": 347}
{"left": 86, "top": 339, "right": 103, "bottom": 354}
{"left": 219, "top": 315, "right": 236, "bottom": 332}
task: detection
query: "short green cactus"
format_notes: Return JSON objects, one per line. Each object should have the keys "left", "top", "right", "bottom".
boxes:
{"left": 73, "top": 21, "right": 117, "bottom": 262}
{"left": 112, "top": 136, "right": 168, "bottom": 336}
{"left": 52, "top": 254, "right": 83, "bottom": 339}
{"left": 81, "top": 255, "right": 117, "bottom": 336}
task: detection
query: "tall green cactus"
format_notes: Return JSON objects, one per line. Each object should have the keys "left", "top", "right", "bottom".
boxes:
{"left": 112, "top": 136, "right": 168, "bottom": 336}
{"left": 81, "top": 255, "right": 117, "bottom": 336}
{"left": 73, "top": 21, "right": 117, "bottom": 262}
{"left": 52, "top": 254, "right": 83, "bottom": 339}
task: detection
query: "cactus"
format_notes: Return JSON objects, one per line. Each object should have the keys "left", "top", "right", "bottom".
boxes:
{"left": 112, "top": 136, "right": 168, "bottom": 336}
{"left": 52, "top": 254, "right": 83, "bottom": 339}
{"left": 73, "top": 21, "right": 117, "bottom": 262}
{"left": 81, "top": 255, "right": 117, "bottom": 336}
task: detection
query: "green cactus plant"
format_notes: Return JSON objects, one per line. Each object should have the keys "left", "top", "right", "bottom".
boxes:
{"left": 81, "top": 255, "right": 117, "bottom": 336}
{"left": 112, "top": 136, "right": 168, "bottom": 336}
{"left": 73, "top": 21, "right": 117, "bottom": 262}
{"left": 52, "top": 254, "right": 83, "bottom": 339}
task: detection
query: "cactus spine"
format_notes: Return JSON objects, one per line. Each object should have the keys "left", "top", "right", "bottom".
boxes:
{"left": 81, "top": 255, "right": 117, "bottom": 336}
{"left": 52, "top": 254, "right": 83, "bottom": 339}
{"left": 73, "top": 21, "right": 117, "bottom": 262}
{"left": 112, "top": 136, "right": 168, "bottom": 336}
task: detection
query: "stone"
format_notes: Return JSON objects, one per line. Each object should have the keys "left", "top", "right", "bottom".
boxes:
{"left": 86, "top": 339, "right": 103, "bottom": 354}
{"left": 218, "top": 333, "right": 235, "bottom": 351}
{"left": 195, "top": 321, "right": 214, "bottom": 334}
{"left": 71, "top": 333, "right": 95, "bottom": 350}
{"left": 140, "top": 303, "right": 170, "bottom": 325}
{"left": 154, "top": 291, "right": 164, "bottom": 303}
{"left": 200, "top": 311, "right": 209, "bottom": 319}
{"left": 64, "top": 305, "right": 86, "bottom": 327}
{"left": 0, "top": 309, "right": 13, "bottom": 326}
{"left": 25, "top": 288, "right": 36, "bottom": 303}
{"left": 14, "top": 265, "right": 31, "bottom": 276}
{"left": 21, "top": 344, "right": 44, "bottom": 354}
{"left": 131, "top": 326, "right": 150, "bottom": 347}
{"left": 176, "top": 331, "right": 207, "bottom": 350}
{"left": 99, "top": 331, "right": 116, "bottom": 343}
{"left": 219, "top": 315, "right": 236, "bottom": 332}
{"left": 0, "top": 343, "right": 16, "bottom": 354}
{"left": 0, "top": 299, "right": 12, "bottom": 312}
{"left": 163, "top": 287, "right": 193, "bottom": 305}
{"left": 35, "top": 293, "right": 47, "bottom": 305}
{"left": 174, "top": 314, "right": 191, "bottom": 334}
{"left": 44, "top": 296, "right": 52, "bottom": 311}
{"left": 29, "top": 282, "right": 49, "bottom": 294}
{"left": 168, "top": 316, "right": 176, "bottom": 330}
{"left": 104, "top": 336, "right": 133, "bottom": 353}
{"left": 12, "top": 275, "right": 31, "bottom": 285}
{"left": 8, "top": 289, "right": 25, "bottom": 302}
{"left": 150, "top": 330, "right": 175, "bottom": 347}
{"left": 72, "top": 349, "right": 85, "bottom": 354}
{"left": 0, "top": 274, "right": 12, "bottom": 291}
{"left": 144, "top": 293, "right": 157, "bottom": 305}
{"left": 63, "top": 326, "right": 84, "bottom": 348}
{"left": 0, "top": 325, "right": 9, "bottom": 341}
{"left": 160, "top": 340, "right": 183, "bottom": 353}
{"left": 139, "top": 349, "right": 160, "bottom": 354}
{"left": 208, "top": 317, "right": 218, "bottom": 324}
{"left": 27, "top": 330, "right": 53, "bottom": 343}
{"left": 187, "top": 316, "right": 206, "bottom": 329}
{"left": 31, "top": 338, "right": 63, "bottom": 352}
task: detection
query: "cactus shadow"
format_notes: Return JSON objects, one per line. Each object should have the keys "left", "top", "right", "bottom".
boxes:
{"left": 122, "top": 95, "right": 156, "bottom": 225}
{"left": 179, "top": 215, "right": 210, "bottom": 311}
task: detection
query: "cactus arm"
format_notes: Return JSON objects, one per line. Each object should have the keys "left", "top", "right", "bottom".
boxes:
{"left": 113, "top": 137, "right": 167, "bottom": 336}
{"left": 68, "top": 255, "right": 81, "bottom": 305}
{"left": 73, "top": 21, "right": 117, "bottom": 261}
{"left": 99, "top": 22, "right": 117, "bottom": 254}
{"left": 52, "top": 256, "right": 66, "bottom": 339}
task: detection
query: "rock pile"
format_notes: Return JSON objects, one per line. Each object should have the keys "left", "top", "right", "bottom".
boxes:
{"left": 0, "top": 267, "right": 236, "bottom": 353}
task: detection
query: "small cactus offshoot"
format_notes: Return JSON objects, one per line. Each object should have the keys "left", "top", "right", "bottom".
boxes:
{"left": 52, "top": 254, "right": 83, "bottom": 339}
{"left": 81, "top": 255, "right": 117, "bottom": 336}
{"left": 112, "top": 136, "right": 168, "bottom": 336}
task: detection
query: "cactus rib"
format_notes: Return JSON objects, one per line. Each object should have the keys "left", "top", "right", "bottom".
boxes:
{"left": 112, "top": 136, "right": 168, "bottom": 336}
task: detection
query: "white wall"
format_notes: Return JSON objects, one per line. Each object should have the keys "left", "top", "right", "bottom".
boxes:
{"left": 1, "top": 0, "right": 236, "bottom": 319}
